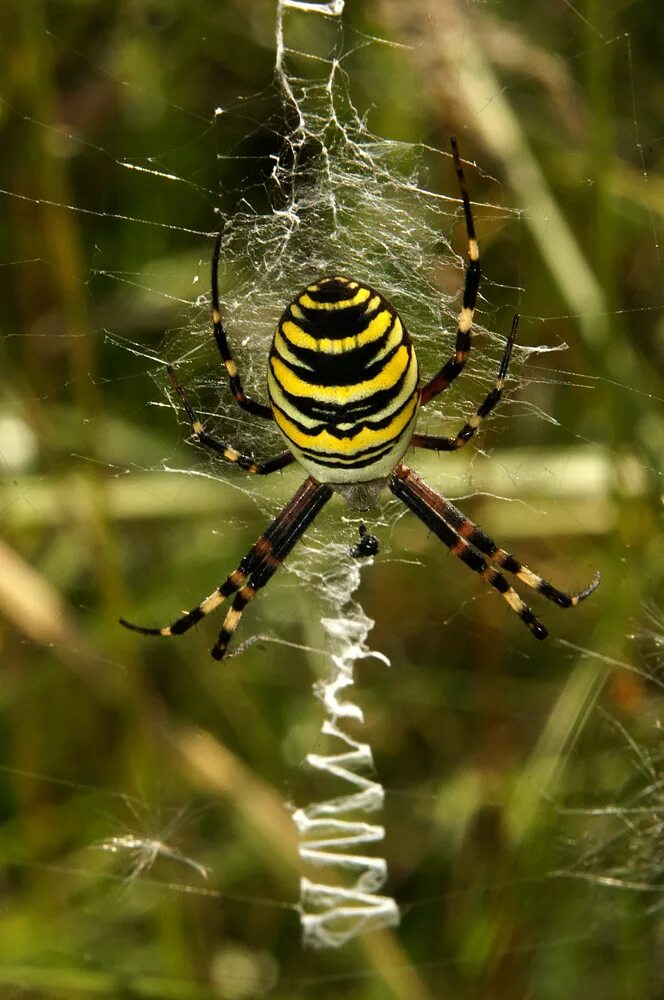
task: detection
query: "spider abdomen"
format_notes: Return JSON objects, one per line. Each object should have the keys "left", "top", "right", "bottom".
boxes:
{"left": 267, "top": 276, "right": 420, "bottom": 483}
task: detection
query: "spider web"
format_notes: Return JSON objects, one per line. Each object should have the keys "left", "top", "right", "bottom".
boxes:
{"left": 161, "top": 0, "right": 524, "bottom": 946}
{"left": 187, "top": 0, "right": 502, "bottom": 946}
{"left": 101, "top": 0, "right": 528, "bottom": 947}
{"left": 1, "top": 0, "right": 663, "bottom": 992}
{"left": 155, "top": 3, "right": 525, "bottom": 457}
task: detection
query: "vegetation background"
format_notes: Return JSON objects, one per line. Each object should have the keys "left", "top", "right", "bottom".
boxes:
{"left": 1, "top": 0, "right": 663, "bottom": 997}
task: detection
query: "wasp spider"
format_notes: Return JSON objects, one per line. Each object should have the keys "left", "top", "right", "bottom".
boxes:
{"left": 121, "top": 139, "right": 599, "bottom": 660}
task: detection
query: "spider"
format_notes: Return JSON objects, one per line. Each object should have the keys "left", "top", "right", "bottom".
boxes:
{"left": 120, "top": 139, "right": 599, "bottom": 660}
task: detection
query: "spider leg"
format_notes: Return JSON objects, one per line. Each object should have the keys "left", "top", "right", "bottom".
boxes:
{"left": 406, "top": 476, "right": 600, "bottom": 607}
{"left": 414, "top": 315, "right": 517, "bottom": 453}
{"left": 211, "top": 233, "right": 273, "bottom": 420}
{"left": 392, "top": 463, "right": 557, "bottom": 640}
{"left": 120, "top": 477, "right": 332, "bottom": 659}
{"left": 210, "top": 479, "right": 332, "bottom": 659}
{"left": 167, "top": 365, "right": 294, "bottom": 475}
{"left": 420, "top": 138, "right": 481, "bottom": 406}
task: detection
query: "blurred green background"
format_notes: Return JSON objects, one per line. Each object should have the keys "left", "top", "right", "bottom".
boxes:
{"left": 1, "top": 0, "right": 663, "bottom": 997}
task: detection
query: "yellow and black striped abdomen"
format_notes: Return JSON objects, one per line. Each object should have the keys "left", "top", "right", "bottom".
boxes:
{"left": 267, "top": 276, "right": 419, "bottom": 484}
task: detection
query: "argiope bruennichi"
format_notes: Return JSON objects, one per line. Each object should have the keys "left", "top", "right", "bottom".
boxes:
{"left": 121, "top": 140, "right": 599, "bottom": 659}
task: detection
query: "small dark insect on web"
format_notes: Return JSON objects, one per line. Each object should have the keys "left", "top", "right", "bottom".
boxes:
{"left": 350, "top": 522, "right": 380, "bottom": 559}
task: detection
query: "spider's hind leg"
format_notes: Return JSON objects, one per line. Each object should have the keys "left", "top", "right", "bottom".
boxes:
{"left": 210, "top": 232, "right": 273, "bottom": 420}
{"left": 420, "top": 138, "right": 481, "bottom": 406}
{"left": 167, "top": 364, "right": 293, "bottom": 475}
{"left": 414, "top": 314, "right": 518, "bottom": 454}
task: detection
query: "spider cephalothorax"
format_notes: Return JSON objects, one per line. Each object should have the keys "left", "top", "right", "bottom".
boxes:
{"left": 120, "top": 139, "right": 599, "bottom": 660}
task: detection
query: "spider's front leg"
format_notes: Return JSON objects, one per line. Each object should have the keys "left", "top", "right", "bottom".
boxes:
{"left": 390, "top": 464, "right": 599, "bottom": 639}
{"left": 120, "top": 476, "right": 333, "bottom": 660}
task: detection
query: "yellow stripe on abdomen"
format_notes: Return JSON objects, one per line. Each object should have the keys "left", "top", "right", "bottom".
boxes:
{"left": 268, "top": 351, "right": 419, "bottom": 430}
{"left": 280, "top": 308, "right": 394, "bottom": 354}
{"left": 299, "top": 287, "right": 371, "bottom": 310}
{"left": 272, "top": 392, "right": 418, "bottom": 457}
{"left": 270, "top": 344, "right": 410, "bottom": 405}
